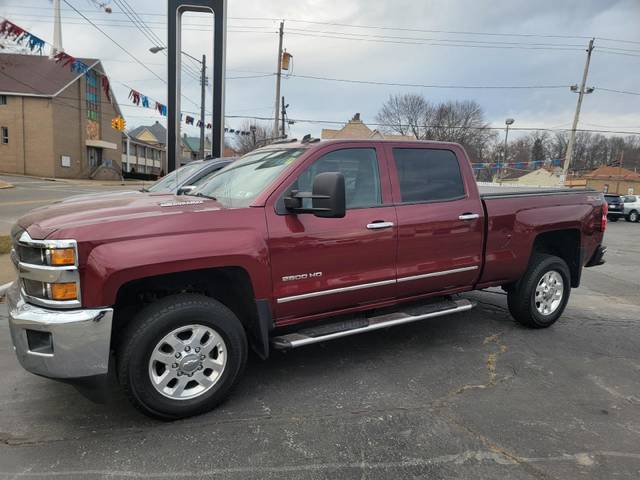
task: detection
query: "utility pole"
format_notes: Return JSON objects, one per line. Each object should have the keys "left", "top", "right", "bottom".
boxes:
{"left": 281, "top": 96, "right": 287, "bottom": 138}
{"left": 199, "top": 54, "right": 207, "bottom": 159}
{"left": 273, "top": 21, "right": 284, "bottom": 137}
{"left": 50, "top": 0, "right": 64, "bottom": 58}
{"left": 563, "top": 38, "right": 595, "bottom": 181}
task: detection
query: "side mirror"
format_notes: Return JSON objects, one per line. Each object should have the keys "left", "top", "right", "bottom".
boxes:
{"left": 177, "top": 185, "right": 197, "bottom": 195}
{"left": 284, "top": 172, "right": 346, "bottom": 218}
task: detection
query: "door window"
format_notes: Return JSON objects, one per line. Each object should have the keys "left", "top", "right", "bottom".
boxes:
{"left": 393, "top": 148, "right": 465, "bottom": 203}
{"left": 292, "top": 148, "right": 382, "bottom": 209}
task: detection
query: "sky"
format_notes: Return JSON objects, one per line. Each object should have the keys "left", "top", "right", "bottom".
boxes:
{"left": 1, "top": 0, "right": 639, "bottom": 147}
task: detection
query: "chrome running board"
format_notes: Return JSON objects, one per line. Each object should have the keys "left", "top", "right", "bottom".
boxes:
{"left": 271, "top": 298, "right": 475, "bottom": 350}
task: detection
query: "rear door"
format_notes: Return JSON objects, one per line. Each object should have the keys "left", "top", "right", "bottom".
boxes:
{"left": 386, "top": 144, "right": 484, "bottom": 298}
{"left": 266, "top": 144, "right": 398, "bottom": 323}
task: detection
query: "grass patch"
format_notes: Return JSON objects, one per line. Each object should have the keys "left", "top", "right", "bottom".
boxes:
{"left": 0, "top": 236, "right": 11, "bottom": 255}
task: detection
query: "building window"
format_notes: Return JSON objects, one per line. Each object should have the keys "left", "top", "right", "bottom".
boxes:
{"left": 603, "top": 184, "right": 609, "bottom": 193}
{"left": 122, "top": 140, "right": 127, "bottom": 154}
{"left": 1, "top": 127, "right": 8, "bottom": 144}
{"left": 85, "top": 70, "right": 99, "bottom": 122}
{"left": 0, "top": 95, "right": 7, "bottom": 105}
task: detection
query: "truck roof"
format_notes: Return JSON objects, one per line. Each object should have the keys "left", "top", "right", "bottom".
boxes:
{"left": 258, "top": 138, "right": 465, "bottom": 150}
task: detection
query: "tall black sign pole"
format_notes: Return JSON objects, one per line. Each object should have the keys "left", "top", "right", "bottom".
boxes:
{"left": 167, "top": 0, "right": 227, "bottom": 172}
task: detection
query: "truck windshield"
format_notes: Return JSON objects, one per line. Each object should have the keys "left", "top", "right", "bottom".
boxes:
{"left": 193, "top": 148, "right": 305, "bottom": 207}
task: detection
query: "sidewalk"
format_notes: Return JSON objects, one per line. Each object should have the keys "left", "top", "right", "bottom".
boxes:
{"left": 0, "top": 254, "right": 15, "bottom": 300}
{"left": 1, "top": 173, "right": 151, "bottom": 188}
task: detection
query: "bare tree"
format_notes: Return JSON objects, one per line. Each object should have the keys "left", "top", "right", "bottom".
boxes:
{"left": 232, "top": 121, "right": 273, "bottom": 155}
{"left": 376, "top": 94, "right": 496, "bottom": 162}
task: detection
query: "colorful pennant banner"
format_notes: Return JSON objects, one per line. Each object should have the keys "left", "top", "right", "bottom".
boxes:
{"left": 471, "top": 159, "right": 563, "bottom": 170}
{"left": 0, "top": 19, "right": 45, "bottom": 54}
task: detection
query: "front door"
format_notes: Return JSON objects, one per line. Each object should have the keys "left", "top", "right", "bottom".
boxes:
{"left": 87, "top": 147, "right": 102, "bottom": 170}
{"left": 386, "top": 145, "right": 484, "bottom": 298}
{"left": 267, "top": 145, "right": 397, "bottom": 323}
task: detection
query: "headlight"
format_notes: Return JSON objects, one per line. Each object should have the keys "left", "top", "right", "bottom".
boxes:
{"left": 14, "top": 231, "right": 81, "bottom": 308}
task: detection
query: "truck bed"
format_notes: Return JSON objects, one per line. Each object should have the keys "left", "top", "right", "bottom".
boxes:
{"left": 479, "top": 185, "right": 594, "bottom": 199}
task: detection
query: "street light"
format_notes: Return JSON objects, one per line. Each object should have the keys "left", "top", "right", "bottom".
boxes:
{"left": 150, "top": 46, "right": 207, "bottom": 159}
{"left": 502, "top": 118, "right": 515, "bottom": 183}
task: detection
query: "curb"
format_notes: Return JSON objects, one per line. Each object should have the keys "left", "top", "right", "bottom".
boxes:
{"left": 0, "top": 182, "right": 14, "bottom": 189}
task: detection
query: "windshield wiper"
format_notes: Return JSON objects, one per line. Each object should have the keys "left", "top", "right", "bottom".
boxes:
{"left": 140, "top": 187, "right": 149, "bottom": 192}
{"left": 191, "top": 192, "right": 217, "bottom": 201}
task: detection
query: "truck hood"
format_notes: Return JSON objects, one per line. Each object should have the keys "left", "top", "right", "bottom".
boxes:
{"left": 58, "top": 190, "right": 143, "bottom": 204}
{"left": 19, "top": 193, "right": 225, "bottom": 239}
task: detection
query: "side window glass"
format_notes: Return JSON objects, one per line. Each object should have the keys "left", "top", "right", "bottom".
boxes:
{"left": 293, "top": 148, "right": 382, "bottom": 209}
{"left": 393, "top": 148, "right": 465, "bottom": 203}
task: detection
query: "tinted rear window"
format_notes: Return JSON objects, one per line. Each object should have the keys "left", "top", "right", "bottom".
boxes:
{"left": 393, "top": 148, "right": 465, "bottom": 203}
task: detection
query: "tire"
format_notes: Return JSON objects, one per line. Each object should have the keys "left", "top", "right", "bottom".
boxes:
{"left": 117, "top": 294, "right": 247, "bottom": 420}
{"left": 627, "top": 211, "right": 639, "bottom": 223}
{"left": 608, "top": 216, "right": 619, "bottom": 222}
{"left": 507, "top": 254, "right": 571, "bottom": 329}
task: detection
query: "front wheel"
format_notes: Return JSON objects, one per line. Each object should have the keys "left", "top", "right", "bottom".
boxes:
{"left": 118, "top": 294, "right": 247, "bottom": 420}
{"left": 627, "top": 211, "right": 639, "bottom": 223}
{"left": 507, "top": 254, "right": 571, "bottom": 329}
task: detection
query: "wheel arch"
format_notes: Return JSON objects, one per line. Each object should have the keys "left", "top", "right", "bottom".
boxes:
{"left": 112, "top": 267, "right": 273, "bottom": 359}
{"left": 531, "top": 229, "right": 582, "bottom": 288}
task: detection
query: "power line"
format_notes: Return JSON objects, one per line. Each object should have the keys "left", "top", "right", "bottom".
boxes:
{"left": 287, "top": 74, "right": 571, "bottom": 90}
{"left": 6, "top": 5, "right": 640, "bottom": 46}
{"left": 597, "top": 87, "right": 640, "bottom": 96}
{"left": 109, "top": 0, "right": 201, "bottom": 82}
{"left": 57, "top": 1, "right": 202, "bottom": 110}
{"left": 284, "top": 27, "right": 590, "bottom": 49}
{"left": 284, "top": 31, "right": 586, "bottom": 51}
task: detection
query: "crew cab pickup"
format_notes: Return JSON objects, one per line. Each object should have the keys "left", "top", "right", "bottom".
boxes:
{"left": 7, "top": 139, "right": 608, "bottom": 419}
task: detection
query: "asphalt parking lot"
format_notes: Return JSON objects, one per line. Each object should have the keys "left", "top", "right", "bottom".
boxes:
{"left": 0, "top": 213, "right": 638, "bottom": 478}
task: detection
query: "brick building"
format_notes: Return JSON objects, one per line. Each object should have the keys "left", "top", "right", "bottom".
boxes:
{"left": 584, "top": 166, "right": 640, "bottom": 195}
{"left": 0, "top": 53, "right": 123, "bottom": 180}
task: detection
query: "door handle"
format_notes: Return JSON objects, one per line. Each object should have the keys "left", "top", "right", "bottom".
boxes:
{"left": 459, "top": 213, "right": 480, "bottom": 221}
{"left": 367, "top": 221, "right": 395, "bottom": 230}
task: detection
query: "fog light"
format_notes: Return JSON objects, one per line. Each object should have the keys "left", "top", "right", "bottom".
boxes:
{"left": 49, "top": 283, "right": 78, "bottom": 301}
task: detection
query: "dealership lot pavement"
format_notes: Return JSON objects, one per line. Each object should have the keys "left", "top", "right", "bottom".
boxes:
{"left": 0, "top": 219, "right": 638, "bottom": 479}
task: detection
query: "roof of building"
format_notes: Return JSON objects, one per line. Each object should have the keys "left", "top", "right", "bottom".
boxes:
{"left": 128, "top": 121, "right": 167, "bottom": 144}
{"left": 183, "top": 136, "right": 202, "bottom": 153}
{"left": 584, "top": 166, "right": 640, "bottom": 180}
{"left": 321, "top": 113, "right": 416, "bottom": 141}
{"left": 0, "top": 53, "right": 100, "bottom": 97}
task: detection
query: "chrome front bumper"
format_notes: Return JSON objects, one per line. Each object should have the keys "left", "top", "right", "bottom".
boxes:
{"left": 6, "top": 282, "right": 113, "bottom": 379}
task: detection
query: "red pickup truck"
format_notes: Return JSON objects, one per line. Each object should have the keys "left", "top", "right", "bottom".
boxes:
{"left": 8, "top": 139, "right": 607, "bottom": 419}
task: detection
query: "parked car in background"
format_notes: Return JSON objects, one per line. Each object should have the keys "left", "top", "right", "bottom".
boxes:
{"left": 145, "top": 158, "right": 236, "bottom": 195}
{"left": 58, "top": 158, "right": 236, "bottom": 204}
{"left": 623, "top": 195, "right": 640, "bottom": 223}
{"left": 605, "top": 194, "right": 625, "bottom": 222}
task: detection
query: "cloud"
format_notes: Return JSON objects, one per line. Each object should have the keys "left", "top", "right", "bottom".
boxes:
{"left": 2, "top": 0, "right": 638, "bottom": 143}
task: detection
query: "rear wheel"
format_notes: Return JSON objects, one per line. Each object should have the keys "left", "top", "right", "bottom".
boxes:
{"left": 507, "top": 254, "right": 571, "bottom": 329}
{"left": 627, "top": 210, "right": 639, "bottom": 223}
{"left": 608, "top": 215, "right": 619, "bottom": 222}
{"left": 118, "top": 294, "right": 247, "bottom": 420}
